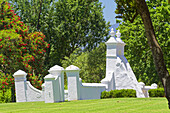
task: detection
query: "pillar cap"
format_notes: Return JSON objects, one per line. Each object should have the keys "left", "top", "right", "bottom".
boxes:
{"left": 138, "top": 82, "right": 145, "bottom": 86}
{"left": 13, "top": 70, "right": 27, "bottom": 77}
{"left": 48, "top": 65, "right": 64, "bottom": 76}
{"left": 44, "top": 74, "right": 55, "bottom": 80}
{"left": 105, "top": 28, "right": 117, "bottom": 44}
{"left": 151, "top": 83, "right": 157, "bottom": 88}
{"left": 66, "top": 65, "right": 80, "bottom": 71}
{"left": 49, "top": 65, "right": 64, "bottom": 71}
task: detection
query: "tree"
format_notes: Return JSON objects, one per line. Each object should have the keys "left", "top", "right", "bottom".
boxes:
{"left": 0, "top": 1, "right": 48, "bottom": 89}
{"left": 8, "top": 0, "right": 110, "bottom": 68}
{"left": 62, "top": 43, "right": 106, "bottom": 83}
{"left": 115, "top": 0, "right": 170, "bottom": 108}
{"left": 116, "top": 0, "right": 169, "bottom": 86}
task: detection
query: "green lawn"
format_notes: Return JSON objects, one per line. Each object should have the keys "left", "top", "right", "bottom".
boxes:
{"left": 0, "top": 98, "right": 169, "bottom": 113}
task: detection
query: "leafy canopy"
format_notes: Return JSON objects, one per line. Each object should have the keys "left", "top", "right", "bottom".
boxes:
{"left": 117, "top": 0, "right": 170, "bottom": 85}
{"left": 8, "top": 0, "right": 110, "bottom": 68}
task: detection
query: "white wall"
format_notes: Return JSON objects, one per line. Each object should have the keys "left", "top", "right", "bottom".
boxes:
{"left": 13, "top": 70, "right": 44, "bottom": 102}
{"left": 26, "top": 81, "right": 44, "bottom": 102}
{"left": 80, "top": 83, "right": 106, "bottom": 100}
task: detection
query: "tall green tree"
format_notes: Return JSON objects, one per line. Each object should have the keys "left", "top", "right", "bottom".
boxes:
{"left": 8, "top": 0, "right": 110, "bottom": 69}
{"left": 117, "top": 0, "right": 169, "bottom": 86}
{"left": 115, "top": 0, "right": 170, "bottom": 108}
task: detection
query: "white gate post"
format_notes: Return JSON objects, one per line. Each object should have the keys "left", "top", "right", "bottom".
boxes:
{"left": 44, "top": 74, "right": 59, "bottom": 103}
{"left": 13, "top": 70, "right": 27, "bottom": 102}
{"left": 66, "top": 65, "right": 81, "bottom": 101}
{"left": 48, "top": 65, "right": 65, "bottom": 102}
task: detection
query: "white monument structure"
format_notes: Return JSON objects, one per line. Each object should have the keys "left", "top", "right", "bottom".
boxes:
{"left": 13, "top": 29, "right": 157, "bottom": 103}
{"left": 101, "top": 28, "right": 151, "bottom": 98}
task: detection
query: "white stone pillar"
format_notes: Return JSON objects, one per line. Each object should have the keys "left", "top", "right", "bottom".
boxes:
{"left": 105, "top": 28, "right": 118, "bottom": 78}
{"left": 13, "top": 70, "right": 27, "bottom": 102}
{"left": 48, "top": 65, "right": 65, "bottom": 102}
{"left": 44, "top": 74, "right": 61, "bottom": 103}
{"left": 66, "top": 65, "right": 81, "bottom": 101}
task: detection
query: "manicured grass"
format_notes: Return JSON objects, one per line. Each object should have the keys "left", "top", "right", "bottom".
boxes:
{"left": 0, "top": 98, "right": 169, "bottom": 113}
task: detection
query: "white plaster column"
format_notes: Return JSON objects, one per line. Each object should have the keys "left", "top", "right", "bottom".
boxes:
{"left": 66, "top": 65, "right": 81, "bottom": 101}
{"left": 44, "top": 74, "right": 61, "bottom": 103}
{"left": 105, "top": 28, "right": 118, "bottom": 78}
{"left": 13, "top": 70, "right": 27, "bottom": 102}
{"left": 101, "top": 28, "right": 118, "bottom": 91}
{"left": 48, "top": 65, "right": 65, "bottom": 102}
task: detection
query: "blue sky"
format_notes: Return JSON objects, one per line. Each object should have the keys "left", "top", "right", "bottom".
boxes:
{"left": 99, "top": 0, "right": 117, "bottom": 25}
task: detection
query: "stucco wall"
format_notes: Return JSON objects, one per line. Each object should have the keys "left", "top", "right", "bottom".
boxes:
{"left": 26, "top": 81, "right": 44, "bottom": 102}
{"left": 80, "top": 83, "right": 106, "bottom": 100}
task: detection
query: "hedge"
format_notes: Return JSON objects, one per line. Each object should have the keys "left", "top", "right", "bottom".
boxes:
{"left": 101, "top": 89, "right": 136, "bottom": 99}
{"left": 149, "top": 88, "right": 165, "bottom": 97}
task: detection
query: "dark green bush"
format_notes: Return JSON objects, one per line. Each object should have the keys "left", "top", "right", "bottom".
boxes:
{"left": 149, "top": 88, "right": 165, "bottom": 97}
{"left": 101, "top": 91, "right": 110, "bottom": 99}
{"left": 101, "top": 89, "right": 136, "bottom": 99}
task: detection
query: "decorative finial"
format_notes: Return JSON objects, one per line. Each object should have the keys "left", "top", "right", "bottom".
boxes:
{"left": 110, "top": 28, "right": 115, "bottom": 37}
{"left": 116, "top": 29, "right": 121, "bottom": 38}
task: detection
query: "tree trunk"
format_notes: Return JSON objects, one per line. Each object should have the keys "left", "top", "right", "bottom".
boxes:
{"left": 135, "top": 0, "right": 170, "bottom": 108}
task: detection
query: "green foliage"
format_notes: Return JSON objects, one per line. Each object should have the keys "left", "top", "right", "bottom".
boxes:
{"left": 101, "top": 89, "right": 136, "bottom": 99}
{"left": 0, "top": 89, "right": 11, "bottom": 103}
{"left": 28, "top": 73, "right": 43, "bottom": 90}
{"left": 149, "top": 88, "right": 165, "bottom": 97}
{"left": 117, "top": 1, "right": 170, "bottom": 86}
{"left": 8, "top": 0, "right": 110, "bottom": 68}
{"left": 0, "top": 1, "right": 49, "bottom": 75}
{"left": 62, "top": 43, "right": 106, "bottom": 83}
{"left": 0, "top": 1, "right": 48, "bottom": 91}
{"left": 0, "top": 71, "right": 14, "bottom": 103}
{"left": 100, "top": 91, "right": 110, "bottom": 99}
{"left": 0, "top": 72, "right": 14, "bottom": 90}
{"left": 115, "top": 0, "right": 138, "bottom": 23}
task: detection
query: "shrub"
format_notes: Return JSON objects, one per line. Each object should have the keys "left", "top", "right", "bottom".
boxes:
{"left": 0, "top": 89, "right": 12, "bottom": 103}
{"left": 149, "top": 88, "right": 165, "bottom": 97}
{"left": 101, "top": 89, "right": 136, "bottom": 99}
{"left": 0, "top": 72, "right": 15, "bottom": 103}
{"left": 101, "top": 91, "right": 110, "bottom": 99}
